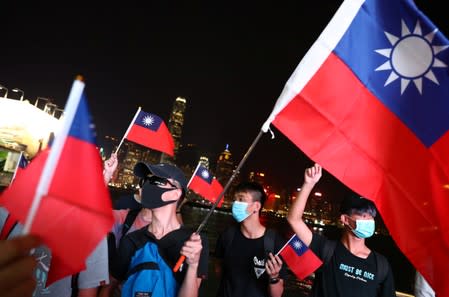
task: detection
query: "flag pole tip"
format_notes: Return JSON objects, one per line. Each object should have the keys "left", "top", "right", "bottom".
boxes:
{"left": 75, "top": 75, "right": 84, "bottom": 82}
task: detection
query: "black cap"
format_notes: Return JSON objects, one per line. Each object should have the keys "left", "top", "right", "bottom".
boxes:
{"left": 133, "top": 162, "right": 187, "bottom": 192}
{"left": 340, "top": 194, "right": 377, "bottom": 217}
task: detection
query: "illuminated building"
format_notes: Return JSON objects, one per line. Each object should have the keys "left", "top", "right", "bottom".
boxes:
{"left": 215, "top": 144, "right": 237, "bottom": 206}
{"left": 249, "top": 171, "right": 265, "bottom": 185}
{"left": 105, "top": 135, "right": 160, "bottom": 188}
{"left": 161, "top": 97, "right": 186, "bottom": 163}
{"left": 0, "top": 97, "right": 61, "bottom": 186}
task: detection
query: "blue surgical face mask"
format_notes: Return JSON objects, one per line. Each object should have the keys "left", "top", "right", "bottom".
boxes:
{"left": 350, "top": 219, "right": 375, "bottom": 239}
{"left": 232, "top": 201, "right": 251, "bottom": 223}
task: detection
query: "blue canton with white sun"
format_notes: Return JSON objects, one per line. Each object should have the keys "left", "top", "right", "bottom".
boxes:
{"left": 334, "top": 0, "right": 449, "bottom": 147}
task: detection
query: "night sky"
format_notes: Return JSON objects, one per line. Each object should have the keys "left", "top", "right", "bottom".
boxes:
{"left": 1, "top": 1, "right": 447, "bottom": 199}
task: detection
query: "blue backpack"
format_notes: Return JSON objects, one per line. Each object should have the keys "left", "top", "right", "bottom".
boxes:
{"left": 122, "top": 240, "right": 178, "bottom": 297}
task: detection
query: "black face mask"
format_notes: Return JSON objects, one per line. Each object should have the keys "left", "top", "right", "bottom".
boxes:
{"left": 141, "top": 181, "right": 178, "bottom": 209}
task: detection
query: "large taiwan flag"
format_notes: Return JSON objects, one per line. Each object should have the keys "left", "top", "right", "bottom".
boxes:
{"left": 262, "top": 0, "right": 449, "bottom": 295}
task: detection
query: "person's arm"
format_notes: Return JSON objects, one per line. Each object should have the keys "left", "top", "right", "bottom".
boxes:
{"left": 265, "top": 253, "right": 284, "bottom": 297}
{"left": 286, "top": 163, "right": 322, "bottom": 246}
{"left": 77, "top": 287, "right": 98, "bottom": 297}
{"left": 103, "top": 153, "right": 118, "bottom": 184}
{"left": 0, "top": 235, "right": 40, "bottom": 297}
{"left": 415, "top": 271, "right": 435, "bottom": 297}
{"left": 76, "top": 237, "right": 110, "bottom": 297}
{"left": 177, "top": 233, "right": 203, "bottom": 297}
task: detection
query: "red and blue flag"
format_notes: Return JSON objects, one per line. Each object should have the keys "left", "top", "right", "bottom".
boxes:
{"left": 0, "top": 77, "right": 114, "bottom": 285}
{"left": 262, "top": 0, "right": 449, "bottom": 295}
{"left": 124, "top": 108, "right": 174, "bottom": 156}
{"left": 188, "top": 163, "right": 224, "bottom": 207}
{"left": 279, "top": 234, "right": 322, "bottom": 280}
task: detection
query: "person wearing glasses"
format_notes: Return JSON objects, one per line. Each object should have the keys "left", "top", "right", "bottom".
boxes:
{"left": 111, "top": 162, "right": 209, "bottom": 297}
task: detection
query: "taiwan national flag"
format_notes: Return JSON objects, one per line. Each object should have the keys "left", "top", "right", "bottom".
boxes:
{"left": 123, "top": 108, "right": 174, "bottom": 156}
{"left": 262, "top": 0, "right": 449, "bottom": 295}
{"left": 0, "top": 77, "right": 114, "bottom": 285}
{"left": 188, "top": 163, "right": 224, "bottom": 207}
{"left": 279, "top": 234, "right": 322, "bottom": 280}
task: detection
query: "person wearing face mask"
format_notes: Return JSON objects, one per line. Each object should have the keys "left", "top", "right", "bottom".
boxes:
{"left": 111, "top": 162, "right": 209, "bottom": 297}
{"left": 287, "top": 163, "right": 396, "bottom": 297}
{"left": 214, "top": 182, "right": 287, "bottom": 297}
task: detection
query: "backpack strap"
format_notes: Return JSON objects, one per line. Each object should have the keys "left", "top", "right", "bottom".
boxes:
{"left": 71, "top": 273, "right": 79, "bottom": 297}
{"left": 263, "top": 228, "right": 276, "bottom": 260}
{"left": 373, "top": 251, "right": 389, "bottom": 283}
{"left": 122, "top": 208, "right": 141, "bottom": 238}
{"left": 222, "top": 224, "right": 238, "bottom": 257}
{"left": 0, "top": 213, "right": 18, "bottom": 240}
{"left": 322, "top": 239, "right": 337, "bottom": 264}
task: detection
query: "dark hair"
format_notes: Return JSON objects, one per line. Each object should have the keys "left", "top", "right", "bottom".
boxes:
{"left": 340, "top": 194, "right": 377, "bottom": 217}
{"left": 234, "top": 181, "right": 267, "bottom": 208}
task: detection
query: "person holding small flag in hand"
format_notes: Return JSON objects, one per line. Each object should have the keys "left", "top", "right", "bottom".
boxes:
{"left": 287, "top": 163, "right": 396, "bottom": 297}
{"left": 215, "top": 181, "right": 286, "bottom": 297}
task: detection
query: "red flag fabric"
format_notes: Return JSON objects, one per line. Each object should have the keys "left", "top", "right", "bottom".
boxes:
{"left": 124, "top": 108, "right": 174, "bottom": 156}
{"left": 262, "top": 0, "right": 449, "bottom": 295}
{"left": 279, "top": 234, "right": 322, "bottom": 280}
{"left": 0, "top": 78, "right": 114, "bottom": 285}
{"left": 188, "top": 164, "right": 224, "bottom": 207}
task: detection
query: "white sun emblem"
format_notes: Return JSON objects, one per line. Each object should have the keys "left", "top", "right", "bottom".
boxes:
{"left": 292, "top": 239, "right": 303, "bottom": 250}
{"left": 142, "top": 115, "right": 154, "bottom": 126}
{"left": 374, "top": 20, "right": 449, "bottom": 95}
{"left": 201, "top": 170, "right": 210, "bottom": 179}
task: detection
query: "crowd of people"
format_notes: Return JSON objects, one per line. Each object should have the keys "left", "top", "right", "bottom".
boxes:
{"left": 0, "top": 155, "right": 434, "bottom": 297}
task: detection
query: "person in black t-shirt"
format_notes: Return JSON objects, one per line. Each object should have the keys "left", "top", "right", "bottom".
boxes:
{"left": 215, "top": 181, "right": 287, "bottom": 297}
{"left": 287, "top": 164, "right": 396, "bottom": 297}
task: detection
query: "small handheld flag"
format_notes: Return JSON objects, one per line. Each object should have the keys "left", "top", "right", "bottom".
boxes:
{"left": 187, "top": 162, "right": 224, "bottom": 207}
{"left": 278, "top": 234, "right": 322, "bottom": 280}
{"left": 117, "top": 107, "right": 174, "bottom": 156}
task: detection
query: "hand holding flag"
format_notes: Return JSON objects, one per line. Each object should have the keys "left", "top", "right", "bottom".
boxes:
{"left": 262, "top": 0, "right": 449, "bottom": 295}
{"left": 0, "top": 76, "right": 114, "bottom": 285}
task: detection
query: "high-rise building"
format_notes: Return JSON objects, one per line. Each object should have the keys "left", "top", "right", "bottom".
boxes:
{"left": 215, "top": 144, "right": 237, "bottom": 207}
{"left": 161, "top": 97, "right": 187, "bottom": 163}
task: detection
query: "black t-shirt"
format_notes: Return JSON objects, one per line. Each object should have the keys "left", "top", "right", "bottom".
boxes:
{"left": 215, "top": 226, "right": 287, "bottom": 297}
{"left": 310, "top": 233, "right": 396, "bottom": 297}
{"left": 111, "top": 225, "right": 209, "bottom": 285}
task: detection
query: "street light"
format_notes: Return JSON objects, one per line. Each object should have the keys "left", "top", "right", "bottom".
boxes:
{"left": 11, "top": 88, "right": 24, "bottom": 101}
{"left": 44, "top": 102, "right": 58, "bottom": 116}
{"left": 35, "top": 97, "right": 51, "bottom": 108}
{"left": 54, "top": 108, "right": 65, "bottom": 119}
{"left": 0, "top": 85, "right": 8, "bottom": 98}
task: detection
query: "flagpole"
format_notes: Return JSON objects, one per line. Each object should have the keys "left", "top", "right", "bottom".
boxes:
{"left": 173, "top": 130, "right": 265, "bottom": 272}
{"left": 115, "top": 106, "right": 141, "bottom": 154}
{"left": 187, "top": 161, "right": 202, "bottom": 188}
{"left": 23, "top": 76, "right": 85, "bottom": 234}
{"left": 10, "top": 151, "right": 24, "bottom": 183}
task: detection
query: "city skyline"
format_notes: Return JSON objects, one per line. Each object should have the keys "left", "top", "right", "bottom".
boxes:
{"left": 1, "top": 1, "right": 446, "bottom": 204}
